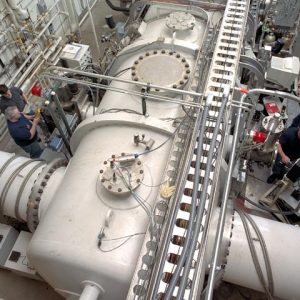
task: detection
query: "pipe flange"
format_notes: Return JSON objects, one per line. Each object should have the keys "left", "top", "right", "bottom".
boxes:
{"left": 166, "top": 12, "right": 196, "bottom": 31}
{"left": 27, "top": 158, "right": 67, "bottom": 232}
{"left": 131, "top": 50, "right": 190, "bottom": 93}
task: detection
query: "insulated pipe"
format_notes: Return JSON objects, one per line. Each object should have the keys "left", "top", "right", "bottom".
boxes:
{"left": 0, "top": 151, "right": 45, "bottom": 221}
{"left": 7, "top": 49, "right": 38, "bottom": 86}
{"left": 223, "top": 212, "right": 300, "bottom": 300}
{"left": 79, "top": 283, "right": 103, "bottom": 300}
{"left": 45, "top": 66, "right": 204, "bottom": 99}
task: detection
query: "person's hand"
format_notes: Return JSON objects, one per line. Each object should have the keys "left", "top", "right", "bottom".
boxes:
{"left": 25, "top": 114, "right": 35, "bottom": 120}
{"left": 33, "top": 114, "right": 40, "bottom": 123}
{"left": 282, "top": 155, "right": 290, "bottom": 165}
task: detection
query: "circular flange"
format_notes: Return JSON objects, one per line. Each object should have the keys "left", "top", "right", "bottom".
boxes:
{"left": 98, "top": 154, "right": 144, "bottom": 195}
{"left": 131, "top": 50, "right": 190, "bottom": 92}
{"left": 166, "top": 12, "right": 196, "bottom": 31}
{"left": 27, "top": 158, "right": 67, "bottom": 232}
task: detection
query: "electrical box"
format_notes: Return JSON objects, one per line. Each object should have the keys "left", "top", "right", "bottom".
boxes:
{"left": 59, "top": 43, "right": 92, "bottom": 70}
{"left": 4, "top": 231, "right": 40, "bottom": 280}
{"left": 266, "top": 56, "right": 300, "bottom": 89}
{"left": 0, "top": 224, "right": 19, "bottom": 266}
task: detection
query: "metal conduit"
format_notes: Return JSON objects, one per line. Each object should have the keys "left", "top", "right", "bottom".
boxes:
{"left": 163, "top": 97, "right": 212, "bottom": 299}
{"left": 45, "top": 66, "right": 204, "bottom": 99}
{"left": 42, "top": 73, "right": 203, "bottom": 109}
{"left": 204, "top": 88, "right": 300, "bottom": 300}
{"left": 175, "top": 89, "right": 229, "bottom": 300}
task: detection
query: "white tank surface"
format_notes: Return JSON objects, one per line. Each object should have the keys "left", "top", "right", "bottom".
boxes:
{"left": 28, "top": 4, "right": 209, "bottom": 299}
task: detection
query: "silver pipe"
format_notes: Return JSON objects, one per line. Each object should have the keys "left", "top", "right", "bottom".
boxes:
{"left": 50, "top": 91, "right": 73, "bottom": 137}
{"left": 42, "top": 73, "right": 203, "bottom": 108}
{"left": 177, "top": 87, "right": 229, "bottom": 300}
{"left": 33, "top": 0, "right": 61, "bottom": 29}
{"left": 46, "top": 66, "right": 204, "bottom": 99}
{"left": 205, "top": 88, "right": 265, "bottom": 300}
{"left": 7, "top": 49, "right": 38, "bottom": 86}
{"left": 163, "top": 96, "right": 212, "bottom": 300}
{"left": 86, "top": 0, "right": 101, "bottom": 58}
{"left": 79, "top": 0, "right": 97, "bottom": 27}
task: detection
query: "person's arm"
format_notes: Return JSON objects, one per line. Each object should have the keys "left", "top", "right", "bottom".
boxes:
{"left": 22, "top": 112, "right": 34, "bottom": 120}
{"left": 29, "top": 115, "right": 40, "bottom": 139}
{"left": 17, "top": 87, "right": 28, "bottom": 104}
{"left": 21, "top": 91, "right": 28, "bottom": 104}
{"left": 277, "top": 142, "right": 290, "bottom": 164}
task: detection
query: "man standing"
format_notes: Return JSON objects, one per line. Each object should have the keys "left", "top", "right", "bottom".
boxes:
{"left": 0, "top": 84, "right": 28, "bottom": 114}
{"left": 267, "top": 126, "right": 300, "bottom": 183}
{"left": 5, "top": 106, "right": 42, "bottom": 159}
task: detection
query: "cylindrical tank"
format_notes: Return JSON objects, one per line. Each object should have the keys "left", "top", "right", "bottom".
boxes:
{"left": 27, "top": 4, "right": 208, "bottom": 299}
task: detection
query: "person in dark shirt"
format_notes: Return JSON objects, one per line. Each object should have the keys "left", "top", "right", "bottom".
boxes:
{"left": 5, "top": 106, "right": 42, "bottom": 159}
{"left": 290, "top": 113, "right": 300, "bottom": 128}
{"left": 0, "top": 84, "right": 28, "bottom": 113}
{"left": 267, "top": 126, "right": 300, "bottom": 183}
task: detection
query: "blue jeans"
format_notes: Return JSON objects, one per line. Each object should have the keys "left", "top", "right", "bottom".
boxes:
{"left": 22, "top": 141, "right": 43, "bottom": 159}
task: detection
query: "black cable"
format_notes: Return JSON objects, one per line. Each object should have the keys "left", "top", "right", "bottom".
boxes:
{"left": 240, "top": 195, "right": 299, "bottom": 215}
{"left": 99, "top": 108, "right": 144, "bottom": 115}
{"left": 113, "top": 67, "right": 131, "bottom": 77}
{"left": 105, "top": 0, "right": 129, "bottom": 12}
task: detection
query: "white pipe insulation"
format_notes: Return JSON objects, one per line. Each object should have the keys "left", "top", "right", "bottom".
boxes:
{"left": 223, "top": 211, "right": 300, "bottom": 300}
{"left": 0, "top": 151, "right": 66, "bottom": 228}
{"left": 0, "top": 151, "right": 45, "bottom": 222}
{"left": 6, "top": 0, "right": 29, "bottom": 21}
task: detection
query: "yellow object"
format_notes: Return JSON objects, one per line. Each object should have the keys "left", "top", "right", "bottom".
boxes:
{"left": 160, "top": 183, "right": 176, "bottom": 199}
{"left": 36, "top": 108, "right": 41, "bottom": 118}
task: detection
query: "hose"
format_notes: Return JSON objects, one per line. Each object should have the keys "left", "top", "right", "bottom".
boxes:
{"left": 242, "top": 211, "right": 274, "bottom": 296}
{"left": 235, "top": 208, "right": 274, "bottom": 300}
{"left": 105, "top": 0, "right": 129, "bottom": 12}
{"left": 163, "top": 98, "right": 211, "bottom": 299}
{"left": 175, "top": 92, "right": 229, "bottom": 300}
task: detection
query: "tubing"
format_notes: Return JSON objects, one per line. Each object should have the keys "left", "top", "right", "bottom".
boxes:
{"left": 223, "top": 211, "right": 300, "bottom": 300}
{"left": 176, "top": 88, "right": 229, "bottom": 300}
{"left": 163, "top": 96, "right": 211, "bottom": 299}
{"left": 205, "top": 87, "right": 300, "bottom": 300}
{"left": 105, "top": 0, "right": 129, "bottom": 12}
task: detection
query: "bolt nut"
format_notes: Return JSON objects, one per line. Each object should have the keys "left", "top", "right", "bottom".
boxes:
{"left": 137, "top": 161, "right": 141, "bottom": 165}
{"left": 137, "top": 178, "right": 141, "bottom": 183}
{"left": 104, "top": 161, "right": 107, "bottom": 165}
{"left": 101, "top": 178, "right": 105, "bottom": 183}
{"left": 108, "top": 185, "right": 112, "bottom": 190}
{"left": 140, "top": 170, "right": 144, "bottom": 174}
{"left": 118, "top": 188, "right": 122, "bottom": 192}
{"left": 100, "top": 169, "right": 103, "bottom": 173}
